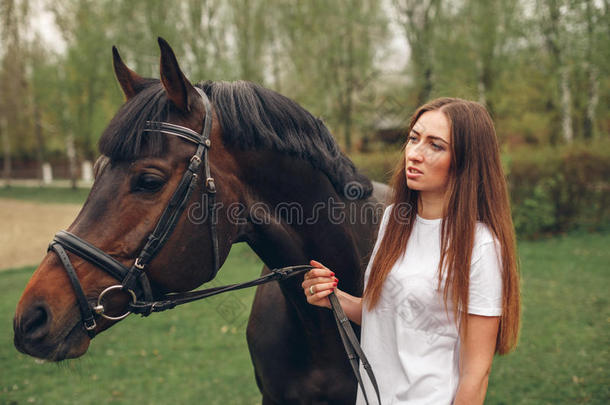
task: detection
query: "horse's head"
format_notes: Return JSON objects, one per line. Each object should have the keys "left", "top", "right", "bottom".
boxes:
{"left": 13, "top": 39, "right": 240, "bottom": 360}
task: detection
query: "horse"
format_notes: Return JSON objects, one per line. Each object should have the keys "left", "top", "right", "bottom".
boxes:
{"left": 13, "top": 38, "right": 387, "bottom": 404}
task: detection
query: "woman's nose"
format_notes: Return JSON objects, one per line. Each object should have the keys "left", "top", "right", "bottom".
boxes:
{"left": 406, "top": 144, "right": 424, "bottom": 162}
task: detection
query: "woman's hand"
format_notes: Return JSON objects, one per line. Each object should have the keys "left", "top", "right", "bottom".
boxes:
{"left": 301, "top": 260, "right": 338, "bottom": 309}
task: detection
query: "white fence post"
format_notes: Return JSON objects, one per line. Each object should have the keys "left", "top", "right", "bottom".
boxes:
{"left": 81, "top": 160, "right": 93, "bottom": 183}
{"left": 42, "top": 162, "right": 53, "bottom": 185}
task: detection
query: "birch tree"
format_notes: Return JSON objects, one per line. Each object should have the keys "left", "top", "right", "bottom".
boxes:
{"left": 538, "top": 0, "right": 574, "bottom": 143}
{"left": 581, "top": 0, "right": 604, "bottom": 139}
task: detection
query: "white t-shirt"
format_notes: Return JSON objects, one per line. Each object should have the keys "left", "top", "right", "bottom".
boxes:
{"left": 355, "top": 206, "right": 503, "bottom": 405}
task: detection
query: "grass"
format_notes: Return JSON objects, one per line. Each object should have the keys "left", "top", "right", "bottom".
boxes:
{"left": 486, "top": 232, "right": 609, "bottom": 404}
{"left": 0, "top": 186, "right": 91, "bottom": 205}
{"left": 1, "top": 243, "right": 264, "bottom": 405}
{"left": 2, "top": 234, "right": 608, "bottom": 404}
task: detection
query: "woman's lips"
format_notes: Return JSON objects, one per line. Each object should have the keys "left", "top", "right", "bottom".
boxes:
{"left": 406, "top": 167, "right": 423, "bottom": 179}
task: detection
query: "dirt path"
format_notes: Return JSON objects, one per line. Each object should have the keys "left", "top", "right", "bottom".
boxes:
{"left": 0, "top": 199, "right": 81, "bottom": 270}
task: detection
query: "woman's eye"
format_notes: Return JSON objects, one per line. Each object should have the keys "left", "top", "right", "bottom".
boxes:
{"left": 133, "top": 174, "right": 165, "bottom": 193}
{"left": 431, "top": 143, "right": 444, "bottom": 151}
{"left": 407, "top": 135, "right": 418, "bottom": 143}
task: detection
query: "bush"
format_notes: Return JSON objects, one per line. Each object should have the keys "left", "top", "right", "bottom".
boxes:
{"left": 351, "top": 139, "right": 610, "bottom": 238}
{"left": 350, "top": 148, "right": 402, "bottom": 184}
{"left": 508, "top": 140, "right": 610, "bottom": 237}
{"left": 511, "top": 178, "right": 558, "bottom": 237}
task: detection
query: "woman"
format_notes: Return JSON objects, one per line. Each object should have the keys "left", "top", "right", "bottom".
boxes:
{"left": 302, "top": 98, "right": 520, "bottom": 405}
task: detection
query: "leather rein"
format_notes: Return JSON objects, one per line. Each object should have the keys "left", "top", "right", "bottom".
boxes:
{"left": 47, "top": 87, "right": 381, "bottom": 405}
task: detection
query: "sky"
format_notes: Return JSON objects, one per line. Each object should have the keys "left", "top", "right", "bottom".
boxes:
{"left": 30, "top": 6, "right": 66, "bottom": 53}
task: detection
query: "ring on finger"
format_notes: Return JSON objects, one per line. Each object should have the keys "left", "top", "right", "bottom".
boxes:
{"left": 309, "top": 285, "right": 315, "bottom": 296}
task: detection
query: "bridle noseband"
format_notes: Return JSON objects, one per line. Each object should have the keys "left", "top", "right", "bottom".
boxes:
{"left": 49, "top": 87, "right": 219, "bottom": 337}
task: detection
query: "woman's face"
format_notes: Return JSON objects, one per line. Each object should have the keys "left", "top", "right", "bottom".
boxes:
{"left": 404, "top": 110, "right": 452, "bottom": 200}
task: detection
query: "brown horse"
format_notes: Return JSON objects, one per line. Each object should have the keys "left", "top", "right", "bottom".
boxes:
{"left": 13, "top": 38, "right": 386, "bottom": 404}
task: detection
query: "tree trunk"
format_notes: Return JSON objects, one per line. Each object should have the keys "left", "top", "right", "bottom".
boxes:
{"left": 271, "top": 38, "right": 282, "bottom": 93}
{"left": 420, "top": 64, "right": 433, "bottom": 106}
{"left": 584, "top": 64, "right": 598, "bottom": 140}
{"left": 583, "top": 0, "right": 599, "bottom": 140}
{"left": 33, "top": 99, "right": 47, "bottom": 185}
{"left": 344, "top": 18, "right": 355, "bottom": 153}
{"left": 477, "top": 59, "right": 487, "bottom": 106}
{"left": 343, "top": 102, "right": 353, "bottom": 154}
{"left": 66, "top": 131, "right": 78, "bottom": 190}
{"left": 1, "top": 118, "right": 11, "bottom": 188}
{"left": 559, "top": 66, "right": 573, "bottom": 143}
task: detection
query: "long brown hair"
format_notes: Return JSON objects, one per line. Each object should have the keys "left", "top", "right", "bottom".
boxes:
{"left": 363, "top": 98, "right": 520, "bottom": 354}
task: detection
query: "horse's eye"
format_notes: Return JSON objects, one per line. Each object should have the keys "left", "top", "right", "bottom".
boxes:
{"left": 133, "top": 173, "right": 166, "bottom": 193}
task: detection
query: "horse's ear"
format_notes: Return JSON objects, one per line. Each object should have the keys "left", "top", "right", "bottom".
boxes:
{"left": 158, "top": 37, "right": 197, "bottom": 112}
{"left": 112, "top": 46, "right": 147, "bottom": 100}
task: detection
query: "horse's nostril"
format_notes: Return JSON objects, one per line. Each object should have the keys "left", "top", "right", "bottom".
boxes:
{"left": 21, "top": 303, "right": 52, "bottom": 341}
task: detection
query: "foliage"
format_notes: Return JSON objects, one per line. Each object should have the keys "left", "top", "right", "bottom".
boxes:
{"left": 350, "top": 147, "right": 402, "bottom": 184}
{"left": 1, "top": 233, "right": 608, "bottom": 404}
{"left": 0, "top": 0, "right": 607, "bottom": 166}
{"left": 351, "top": 139, "right": 610, "bottom": 238}
{"left": 511, "top": 179, "right": 558, "bottom": 238}
{"left": 507, "top": 139, "right": 610, "bottom": 237}
{"left": 272, "top": 0, "right": 388, "bottom": 152}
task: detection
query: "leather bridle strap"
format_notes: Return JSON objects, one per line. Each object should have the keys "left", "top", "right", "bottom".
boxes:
{"left": 121, "top": 87, "right": 217, "bottom": 295}
{"left": 51, "top": 230, "right": 154, "bottom": 300}
{"left": 329, "top": 292, "right": 381, "bottom": 405}
{"left": 128, "top": 265, "right": 313, "bottom": 315}
{"left": 49, "top": 242, "right": 97, "bottom": 338}
{"left": 53, "top": 230, "right": 131, "bottom": 282}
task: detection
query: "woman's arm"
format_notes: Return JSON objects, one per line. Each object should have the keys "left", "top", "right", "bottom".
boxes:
{"left": 453, "top": 314, "right": 500, "bottom": 405}
{"left": 333, "top": 288, "right": 363, "bottom": 325}
{"left": 301, "top": 260, "right": 363, "bottom": 325}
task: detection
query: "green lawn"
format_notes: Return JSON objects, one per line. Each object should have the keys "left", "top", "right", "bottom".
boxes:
{"left": 0, "top": 186, "right": 90, "bottom": 205}
{"left": 487, "top": 232, "right": 609, "bottom": 404}
{"left": 1, "top": 233, "right": 608, "bottom": 404}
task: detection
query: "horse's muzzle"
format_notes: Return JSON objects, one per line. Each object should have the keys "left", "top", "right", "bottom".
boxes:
{"left": 13, "top": 300, "right": 89, "bottom": 361}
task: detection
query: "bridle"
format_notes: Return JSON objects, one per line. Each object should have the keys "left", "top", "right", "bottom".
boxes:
{"left": 47, "top": 87, "right": 381, "bottom": 405}
{"left": 48, "top": 87, "right": 314, "bottom": 335}
{"left": 48, "top": 87, "right": 219, "bottom": 336}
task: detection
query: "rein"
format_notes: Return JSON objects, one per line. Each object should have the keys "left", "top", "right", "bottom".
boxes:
{"left": 47, "top": 87, "right": 381, "bottom": 405}
{"left": 128, "top": 265, "right": 313, "bottom": 314}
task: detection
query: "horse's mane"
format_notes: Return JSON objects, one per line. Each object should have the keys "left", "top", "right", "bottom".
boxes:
{"left": 99, "top": 80, "right": 372, "bottom": 199}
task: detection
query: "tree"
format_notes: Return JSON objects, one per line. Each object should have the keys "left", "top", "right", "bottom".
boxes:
{"left": 180, "top": 0, "right": 235, "bottom": 81}
{"left": 275, "top": 0, "right": 387, "bottom": 152}
{"left": 538, "top": 0, "right": 574, "bottom": 143}
{"left": 462, "top": 0, "right": 519, "bottom": 112}
{"left": 227, "top": 0, "right": 269, "bottom": 83}
{"left": 581, "top": 0, "right": 605, "bottom": 139}
{"left": 0, "top": 0, "right": 32, "bottom": 182}
{"left": 393, "top": 0, "right": 442, "bottom": 106}
{"left": 28, "top": 38, "right": 49, "bottom": 183}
